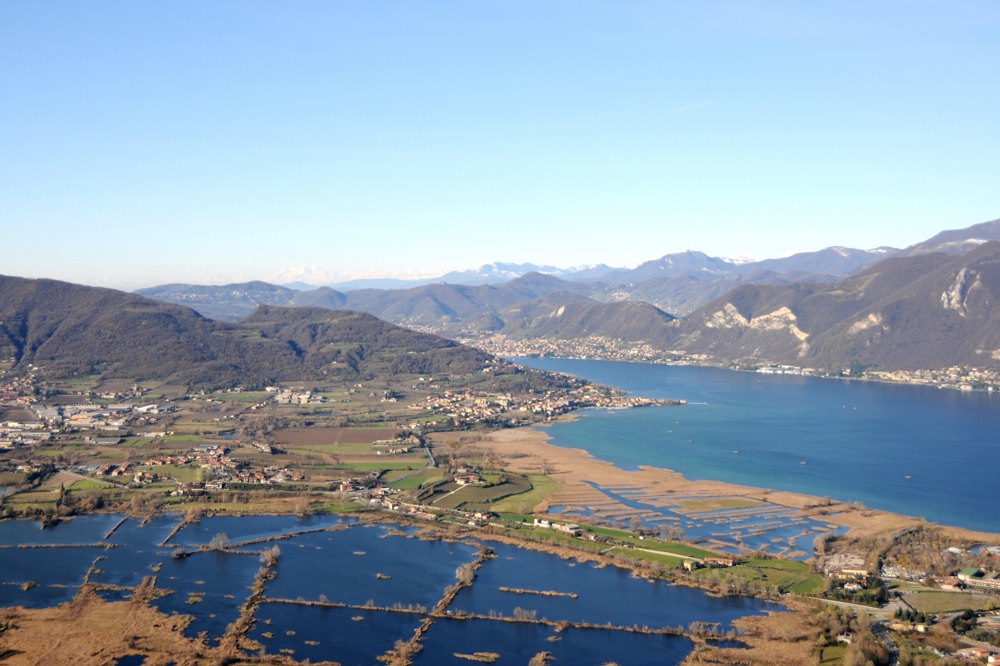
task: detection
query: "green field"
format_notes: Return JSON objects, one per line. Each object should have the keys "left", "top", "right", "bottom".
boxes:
{"left": 498, "top": 512, "right": 535, "bottom": 523}
{"left": 820, "top": 644, "right": 847, "bottom": 665}
{"left": 906, "top": 591, "right": 997, "bottom": 613}
{"left": 588, "top": 526, "right": 721, "bottom": 559}
{"left": 489, "top": 475, "right": 560, "bottom": 513}
{"left": 0, "top": 472, "right": 26, "bottom": 485}
{"left": 389, "top": 469, "right": 446, "bottom": 490}
{"left": 337, "top": 462, "right": 417, "bottom": 472}
{"left": 412, "top": 415, "right": 451, "bottom": 424}
{"left": 68, "top": 479, "right": 116, "bottom": 490}
{"left": 609, "top": 547, "right": 683, "bottom": 568}
{"left": 297, "top": 443, "right": 378, "bottom": 455}
{"left": 675, "top": 497, "right": 766, "bottom": 512}
{"left": 4, "top": 489, "right": 59, "bottom": 506}
{"left": 33, "top": 446, "right": 85, "bottom": 457}
{"left": 309, "top": 499, "right": 365, "bottom": 514}
{"left": 695, "top": 558, "right": 824, "bottom": 595}
{"left": 210, "top": 392, "right": 271, "bottom": 403}
{"left": 427, "top": 475, "right": 533, "bottom": 510}
{"left": 147, "top": 465, "right": 203, "bottom": 484}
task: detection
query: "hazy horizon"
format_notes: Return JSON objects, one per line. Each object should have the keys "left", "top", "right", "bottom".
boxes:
{"left": 3, "top": 1, "right": 998, "bottom": 289}
{"left": 0, "top": 229, "right": 952, "bottom": 292}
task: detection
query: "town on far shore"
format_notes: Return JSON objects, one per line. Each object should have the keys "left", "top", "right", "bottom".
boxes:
{"left": 447, "top": 332, "right": 1000, "bottom": 393}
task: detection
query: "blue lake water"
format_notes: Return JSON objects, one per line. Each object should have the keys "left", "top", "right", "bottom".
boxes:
{"left": 413, "top": 617, "right": 695, "bottom": 666}
{"left": 264, "top": 525, "right": 479, "bottom": 608}
{"left": 0, "top": 513, "right": 123, "bottom": 545}
{"left": 514, "top": 358, "right": 1000, "bottom": 533}
{"left": 550, "top": 481, "right": 846, "bottom": 559}
{"left": 451, "top": 542, "right": 774, "bottom": 630}
{"left": 151, "top": 548, "right": 261, "bottom": 640}
{"left": 169, "top": 513, "right": 350, "bottom": 547}
{"left": 0, "top": 513, "right": 784, "bottom": 663}
{"left": 250, "top": 602, "right": 423, "bottom": 665}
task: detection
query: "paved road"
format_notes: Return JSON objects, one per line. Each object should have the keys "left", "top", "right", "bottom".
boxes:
{"left": 422, "top": 442, "right": 436, "bottom": 468}
{"left": 871, "top": 621, "right": 899, "bottom": 666}
{"left": 813, "top": 597, "right": 897, "bottom": 619}
{"left": 431, "top": 483, "right": 469, "bottom": 505}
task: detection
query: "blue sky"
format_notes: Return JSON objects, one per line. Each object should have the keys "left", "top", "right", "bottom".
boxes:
{"left": 2, "top": 1, "right": 998, "bottom": 288}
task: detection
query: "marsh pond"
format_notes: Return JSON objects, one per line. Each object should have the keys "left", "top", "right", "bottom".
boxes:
{"left": 0, "top": 513, "right": 783, "bottom": 664}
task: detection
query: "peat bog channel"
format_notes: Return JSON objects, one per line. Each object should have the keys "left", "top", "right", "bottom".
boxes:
{"left": 550, "top": 481, "right": 847, "bottom": 560}
{"left": 0, "top": 513, "right": 783, "bottom": 664}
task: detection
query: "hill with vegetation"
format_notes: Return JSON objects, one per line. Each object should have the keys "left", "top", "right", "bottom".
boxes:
{"left": 669, "top": 242, "right": 1000, "bottom": 371}
{"left": 130, "top": 218, "right": 1000, "bottom": 373}
{"left": 493, "top": 293, "right": 678, "bottom": 346}
{"left": 0, "top": 275, "right": 556, "bottom": 388}
{"left": 135, "top": 281, "right": 348, "bottom": 322}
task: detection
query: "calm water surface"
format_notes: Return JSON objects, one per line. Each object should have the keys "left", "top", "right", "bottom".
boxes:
{"left": 451, "top": 542, "right": 773, "bottom": 629}
{"left": 0, "top": 514, "right": 784, "bottom": 663}
{"left": 515, "top": 358, "right": 1000, "bottom": 533}
{"left": 414, "top": 617, "right": 694, "bottom": 666}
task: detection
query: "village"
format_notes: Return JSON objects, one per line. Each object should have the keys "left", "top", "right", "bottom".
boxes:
{"left": 406, "top": 385, "right": 680, "bottom": 427}
{"left": 454, "top": 332, "right": 1000, "bottom": 393}
{"left": 3, "top": 368, "right": 1000, "bottom": 664}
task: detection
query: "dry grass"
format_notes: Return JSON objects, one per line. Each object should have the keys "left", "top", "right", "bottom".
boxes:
{"left": 683, "top": 602, "right": 820, "bottom": 665}
{"left": 0, "top": 590, "right": 235, "bottom": 665}
{"left": 674, "top": 497, "right": 766, "bottom": 513}
{"left": 271, "top": 427, "right": 395, "bottom": 445}
{"left": 472, "top": 426, "right": 1000, "bottom": 548}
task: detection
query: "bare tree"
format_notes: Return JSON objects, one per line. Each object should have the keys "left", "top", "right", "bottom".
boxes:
{"left": 260, "top": 544, "right": 281, "bottom": 566}
{"left": 208, "top": 532, "right": 229, "bottom": 550}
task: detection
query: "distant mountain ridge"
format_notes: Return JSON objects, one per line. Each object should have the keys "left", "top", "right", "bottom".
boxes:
{"left": 138, "top": 281, "right": 349, "bottom": 321}
{"left": 139, "top": 272, "right": 599, "bottom": 326}
{"left": 133, "top": 217, "right": 1000, "bottom": 373}
{"left": 898, "top": 218, "right": 1000, "bottom": 257}
{"left": 138, "top": 245, "right": 899, "bottom": 324}
{"left": 668, "top": 242, "right": 1000, "bottom": 370}
{"left": 0, "top": 275, "right": 513, "bottom": 387}
{"left": 327, "top": 262, "right": 620, "bottom": 291}
{"left": 281, "top": 220, "right": 998, "bottom": 293}
{"left": 493, "top": 293, "right": 678, "bottom": 347}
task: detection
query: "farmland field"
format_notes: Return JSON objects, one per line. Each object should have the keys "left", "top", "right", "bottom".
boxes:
{"left": 272, "top": 427, "right": 396, "bottom": 446}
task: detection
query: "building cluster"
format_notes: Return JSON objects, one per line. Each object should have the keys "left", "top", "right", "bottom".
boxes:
{"left": 864, "top": 366, "right": 1000, "bottom": 392}
{"left": 532, "top": 517, "right": 582, "bottom": 536}
{"left": 459, "top": 334, "right": 688, "bottom": 365}
{"left": 93, "top": 443, "right": 304, "bottom": 489}
{"left": 453, "top": 332, "right": 1000, "bottom": 394}
{"left": 756, "top": 364, "right": 813, "bottom": 375}
{"left": 1, "top": 401, "right": 182, "bottom": 450}
{"left": 956, "top": 567, "right": 1000, "bottom": 592}
{"left": 408, "top": 386, "right": 675, "bottom": 427}
{"left": 372, "top": 435, "right": 420, "bottom": 456}
{"left": 0, "top": 418, "right": 50, "bottom": 449}
{"left": 0, "top": 371, "right": 37, "bottom": 404}
{"left": 266, "top": 386, "right": 326, "bottom": 405}
{"left": 408, "top": 389, "right": 522, "bottom": 424}
{"left": 453, "top": 464, "right": 483, "bottom": 486}
{"left": 367, "top": 487, "right": 493, "bottom": 525}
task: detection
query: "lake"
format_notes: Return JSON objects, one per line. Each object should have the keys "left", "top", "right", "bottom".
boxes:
{"left": 514, "top": 358, "right": 1000, "bottom": 534}
{"left": 0, "top": 513, "right": 782, "bottom": 664}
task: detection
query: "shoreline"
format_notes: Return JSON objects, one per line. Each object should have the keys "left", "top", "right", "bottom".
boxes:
{"left": 448, "top": 422, "right": 1000, "bottom": 547}
{"left": 500, "top": 351, "right": 1000, "bottom": 395}
{"left": 0, "top": 511, "right": 797, "bottom": 666}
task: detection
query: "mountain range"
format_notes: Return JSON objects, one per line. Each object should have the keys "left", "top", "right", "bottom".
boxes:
{"left": 669, "top": 241, "right": 1000, "bottom": 370}
{"left": 135, "top": 247, "right": 901, "bottom": 325}
{"left": 0, "top": 276, "right": 554, "bottom": 389}
{"left": 4, "top": 218, "right": 997, "bottom": 384}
